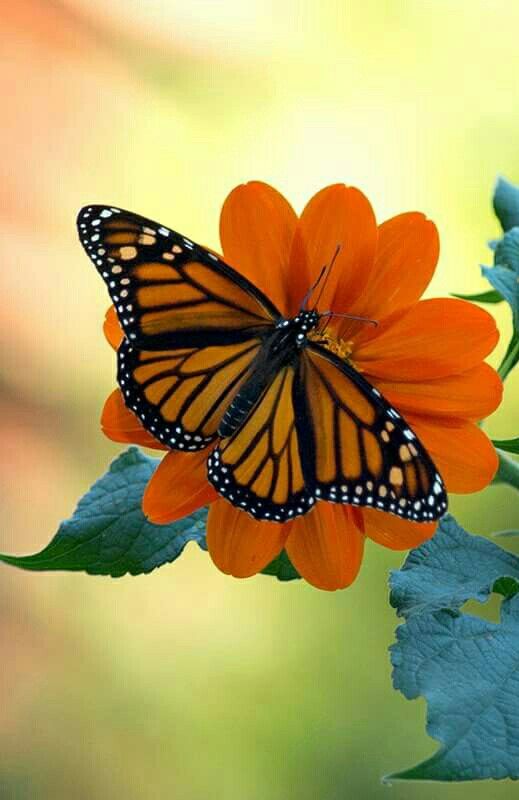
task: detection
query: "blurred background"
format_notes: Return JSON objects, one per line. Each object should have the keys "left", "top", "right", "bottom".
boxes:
{"left": 2, "top": 1, "right": 519, "bottom": 797}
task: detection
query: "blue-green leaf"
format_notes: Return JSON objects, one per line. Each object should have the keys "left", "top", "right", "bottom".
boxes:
{"left": 387, "top": 515, "right": 519, "bottom": 781}
{"left": 450, "top": 289, "right": 503, "bottom": 303}
{"left": 390, "top": 515, "right": 519, "bottom": 618}
{"left": 494, "top": 226, "right": 519, "bottom": 269}
{"left": 481, "top": 263, "right": 519, "bottom": 325}
{"left": 261, "top": 550, "right": 301, "bottom": 581}
{"left": 388, "top": 595, "right": 519, "bottom": 781}
{"left": 0, "top": 447, "right": 207, "bottom": 577}
{"left": 493, "top": 176, "right": 519, "bottom": 232}
{"left": 482, "top": 228, "right": 519, "bottom": 332}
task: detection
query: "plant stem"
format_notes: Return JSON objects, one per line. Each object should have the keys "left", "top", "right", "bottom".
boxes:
{"left": 498, "top": 333, "right": 519, "bottom": 381}
{"left": 493, "top": 449, "right": 519, "bottom": 490}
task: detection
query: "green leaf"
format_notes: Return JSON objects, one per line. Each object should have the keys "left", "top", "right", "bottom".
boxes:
{"left": 0, "top": 448, "right": 207, "bottom": 577}
{"left": 493, "top": 176, "right": 519, "bottom": 231}
{"left": 493, "top": 576, "right": 519, "bottom": 599}
{"left": 261, "top": 550, "right": 300, "bottom": 582}
{"left": 450, "top": 289, "right": 503, "bottom": 303}
{"left": 493, "top": 530, "right": 519, "bottom": 538}
{"left": 492, "top": 437, "right": 519, "bottom": 454}
{"left": 497, "top": 331, "right": 519, "bottom": 381}
{"left": 387, "top": 515, "right": 519, "bottom": 781}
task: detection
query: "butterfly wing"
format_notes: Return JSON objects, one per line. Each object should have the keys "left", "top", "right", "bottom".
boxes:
{"left": 207, "top": 363, "right": 315, "bottom": 521}
{"left": 299, "top": 343, "right": 448, "bottom": 521}
{"left": 77, "top": 205, "right": 281, "bottom": 349}
{"left": 118, "top": 337, "right": 264, "bottom": 450}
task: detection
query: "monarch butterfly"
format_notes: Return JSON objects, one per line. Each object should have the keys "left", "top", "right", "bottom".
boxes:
{"left": 77, "top": 205, "right": 447, "bottom": 524}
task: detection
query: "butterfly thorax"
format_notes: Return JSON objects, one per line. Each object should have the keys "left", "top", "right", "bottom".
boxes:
{"left": 274, "top": 309, "right": 321, "bottom": 348}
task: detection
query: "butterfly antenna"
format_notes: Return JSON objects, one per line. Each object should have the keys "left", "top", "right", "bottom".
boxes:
{"left": 300, "top": 264, "right": 327, "bottom": 309}
{"left": 321, "top": 310, "right": 378, "bottom": 327}
{"left": 312, "top": 244, "right": 341, "bottom": 310}
{"left": 300, "top": 244, "right": 342, "bottom": 310}
{"left": 319, "top": 314, "right": 332, "bottom": 336}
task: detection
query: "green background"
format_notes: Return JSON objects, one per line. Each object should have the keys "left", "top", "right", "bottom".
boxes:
{"left": 1, "top": 1, "right": 519, "bottom": 797}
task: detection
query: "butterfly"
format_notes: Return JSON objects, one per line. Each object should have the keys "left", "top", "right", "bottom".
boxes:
{"left": 77, "top": 205, "right": 448, "bottom": 524}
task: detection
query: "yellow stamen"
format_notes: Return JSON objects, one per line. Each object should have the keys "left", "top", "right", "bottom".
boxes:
{"left": 308, "top": 331, "right": 358, "bottom": 368}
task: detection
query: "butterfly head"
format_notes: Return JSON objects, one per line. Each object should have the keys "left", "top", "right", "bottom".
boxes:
{"left": 294, "top": 309, "right": 321, "bottom": 344}
{"left": 276, "top": 310, "right": 321, "bottom": 347}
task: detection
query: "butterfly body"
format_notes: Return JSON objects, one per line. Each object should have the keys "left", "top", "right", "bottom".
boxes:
{"left": 78, "top": 204, "right": 448, "bottom": 525}
{"left": 218, "top": 310, "right": 321, "bottom": 438}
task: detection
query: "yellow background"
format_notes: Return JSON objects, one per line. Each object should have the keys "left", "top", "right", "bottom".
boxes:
{"left": 2, "top": 1, "right": 519, "bottom": 797}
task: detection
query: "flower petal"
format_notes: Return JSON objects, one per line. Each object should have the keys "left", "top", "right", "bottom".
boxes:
{"left": 290, "top": 184, "right": 377, "bottom": 320}
{"left": 103, "top": 305, "right": 123, "bottom": 350}
{"left": 405, "top": 414, "right": 499, "bottom": 493}
{"left": 285, "top": 504, "right": 365, "bottom": 591}
{"left": 362, "top": 508, "right": 436, "bottom": 550}
{"left": 354, "top": 298, "right": 499, "bottom": 380}
{"left": 358, "top": 212, "right": 439, "bottom": 320}
{"left": 206, "top": 500, "right": 288, "bottom": 578}
{"left": 374, "top": 363, "right": 503, "bottom": 420}
{"left": 143, "top": 449, "right": 217, "bottom": 524}
{"left": 101, "top": 389, "right": 167, "bottom": 451}
{"left": 219, "top": 181, "right": 298, "bottom": 316}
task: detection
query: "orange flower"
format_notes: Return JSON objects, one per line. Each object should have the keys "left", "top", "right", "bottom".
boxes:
{"left": 101, "top": 182, "right": 502, "bottom": 591}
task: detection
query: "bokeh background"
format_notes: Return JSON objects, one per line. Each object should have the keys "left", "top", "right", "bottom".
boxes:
{"left": 2, "top": 1, "right": 519, "bottom": 798}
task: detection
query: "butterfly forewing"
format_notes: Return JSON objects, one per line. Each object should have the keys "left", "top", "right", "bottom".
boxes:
{"left": 77, "top": 205, "right": 280, "bottom": 349}
{"left": 300, "top": 344, "right": 448, "bottom": 521}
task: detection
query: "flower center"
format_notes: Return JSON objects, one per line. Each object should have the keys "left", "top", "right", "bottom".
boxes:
{"left": 308, "top": 329, "right": 357, "bottom": 367}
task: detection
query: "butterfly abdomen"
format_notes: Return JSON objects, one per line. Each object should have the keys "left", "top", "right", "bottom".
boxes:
{"left": 219, "top": 366, "right": 274, "bottom": 438}
{"left": 218, "top": 335, "right": 295, "bottom": 439}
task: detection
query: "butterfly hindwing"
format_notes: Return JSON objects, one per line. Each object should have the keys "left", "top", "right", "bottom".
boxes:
{"left": 118, "top": 337, "right": 263, "bottom": 450}
{"left": 77, "top": 205, "right": 281, "bottom": 349}
{"left": 207, "top": 364, "right": 315, "bottom": 521}
{"left": 300, "top": 344, "right": 448, "bottom": 521}
{"left": 206, "top": 341, "right": 447, "bottom": 524}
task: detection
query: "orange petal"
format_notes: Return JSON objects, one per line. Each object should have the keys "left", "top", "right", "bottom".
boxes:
{"left": 285, "top": 504, "right": 365, "bottom": 591}
{"left": 219, "top": 181, "right": 298, "bottom": 316}
{"left": 290, "top": 184, "right": 378, "bottom": 320}
{"left": 362, "top": 508, "right": 437, "bottom": 551}
{"left": 143, "top": 449, "right": 217, "bottom": 524}
{"left": 101, "top": 389, "right": 167, "bottom": 451}
{"left": 358, "top": 212, "right": 439, "bottom": 320}
{"left": 374, "top": 363, "right": 503, "bottom": 421}
{"left": 206, "top": 500, "right": 288, "bottom": 578}
{"left": 406, "top": 414, "right": 499, "bottom": 493}
{"left": 103, "top": 305, "right": 124, "bottom": 350}
{"left": 354, "top": 298, "right": 499, "bottom": 381}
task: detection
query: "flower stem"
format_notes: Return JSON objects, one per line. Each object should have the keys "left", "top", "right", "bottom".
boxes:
{"left": 492, "top": 449, "right": 519, "bottom": 491}
{"left": 498, "top": 333, "right": 519, "bottom": 381}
